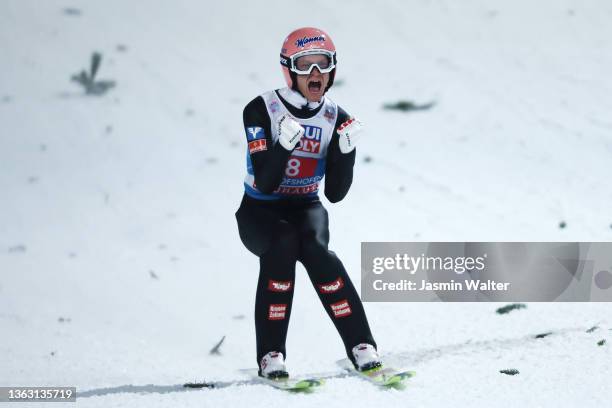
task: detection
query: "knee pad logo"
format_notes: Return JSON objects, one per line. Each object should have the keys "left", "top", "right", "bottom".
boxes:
{"left": 318, "top": 277, "right": 344, "bottom": 294}
{"left": 330, "top": 299, "right": 352, "bottom": 318}
{"left": 268, "top": 279, "right": 293, "bottom": 292}
{"left": 268, "top": 304, "right": 287, "bottom": 320}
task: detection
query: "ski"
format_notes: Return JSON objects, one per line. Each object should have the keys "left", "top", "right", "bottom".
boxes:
{"left": 244, "top": 369, "right": 324, "bottom": 391}
{"left": 182, "top": 361, "right": 411, "bottom": 391}
{"left": 337, "top": 359, "right": 416, "bottom": 387}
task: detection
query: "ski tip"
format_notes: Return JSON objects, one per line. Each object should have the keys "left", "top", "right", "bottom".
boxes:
{"left": 382, "top": 370, "right": 416, "bottom": 386}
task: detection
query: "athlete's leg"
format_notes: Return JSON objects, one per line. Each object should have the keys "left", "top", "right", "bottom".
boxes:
{"left": 293, "top": 201, "right": 376, "bottom": 364}
{"left": 254, "top": 221, "right": 299, "bottom": 365}
{"left": 235, "top": 195, "right": 299, "bottom": 367}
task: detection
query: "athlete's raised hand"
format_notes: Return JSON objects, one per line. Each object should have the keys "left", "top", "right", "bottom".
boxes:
{"left": 277, "top": 114, "right": 304, "bottom": 151}
{"left": 337, "top": 117, "right": 364, "bottom": 154}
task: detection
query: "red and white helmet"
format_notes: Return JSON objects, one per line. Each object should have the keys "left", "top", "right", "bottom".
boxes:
{"left": 280, "top": 27, "right": 337, "bottom": 91}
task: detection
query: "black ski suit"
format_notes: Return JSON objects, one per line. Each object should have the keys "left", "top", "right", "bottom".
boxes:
{"left": 235, "top": 90, "right": 376, "bottom": 367}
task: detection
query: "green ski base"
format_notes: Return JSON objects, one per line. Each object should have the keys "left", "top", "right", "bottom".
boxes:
{"left": 337, "top": 358, "right": 416, "bottom": 387}
{"left": 255, "top": 375, "right": 325, "bottom": 391}
{"left": 359, "top": 366, "right": 416, "bottom": 386}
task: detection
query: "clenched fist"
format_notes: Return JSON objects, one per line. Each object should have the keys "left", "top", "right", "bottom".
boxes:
{"left": 277, "top": 114, "right": 305, "bottom": 151}
{"left": 337, "top": 117, "right": 364, "bottom": 154}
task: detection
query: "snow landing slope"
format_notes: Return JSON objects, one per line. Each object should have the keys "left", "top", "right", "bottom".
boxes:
{"left": 1, "top": 0, "right": 612, "bottom": 407}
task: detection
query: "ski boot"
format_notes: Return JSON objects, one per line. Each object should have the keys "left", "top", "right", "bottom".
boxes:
{"left": 352, "top": 343, "right": 382, "bottom": 372}
{"left": 259, "top": 351, "right": 289, "bottom": 379}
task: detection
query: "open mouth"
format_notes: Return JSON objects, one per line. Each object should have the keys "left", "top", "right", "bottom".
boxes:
{"left": 308, "top": 80, "right": 322, "bottom": 93}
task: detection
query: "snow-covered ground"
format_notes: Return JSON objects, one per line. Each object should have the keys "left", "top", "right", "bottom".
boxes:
{"left": 1, "top": 0, "right": 611, "bottom": 406}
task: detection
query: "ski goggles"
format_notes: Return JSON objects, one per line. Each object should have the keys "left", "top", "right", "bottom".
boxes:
{"left": 280, "top": 49, "right": 337, "bottom": 75}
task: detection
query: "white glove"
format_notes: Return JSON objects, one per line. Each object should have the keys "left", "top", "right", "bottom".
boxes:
{"left": 337, "top": 117, "right": 364, "bottom": 154}
{"left": 277, "top": 114, "right": 304, "bottom": 151}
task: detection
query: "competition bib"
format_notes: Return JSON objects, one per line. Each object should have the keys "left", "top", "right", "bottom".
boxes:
{"left": 244, "top": 90, "right": 338, "bottom": 200}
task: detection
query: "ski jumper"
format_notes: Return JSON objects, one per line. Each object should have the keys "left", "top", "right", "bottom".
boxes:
{"left": 235, "top": 87, "right": 376, "bottom": 367}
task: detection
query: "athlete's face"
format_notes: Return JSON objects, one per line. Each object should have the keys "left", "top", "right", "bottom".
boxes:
{"left": 295, "top": 54, "right": 330, "bottom": 102}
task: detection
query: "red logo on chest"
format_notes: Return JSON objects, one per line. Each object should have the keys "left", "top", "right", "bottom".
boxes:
{"left": 284, "top": 157, "right": 318, "bottom": 178}
{"left": 295, "top": 138, "right": 321, "bottom": 154}
{"left": 295, "top": 125, "right": 322, "bottom": 153}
